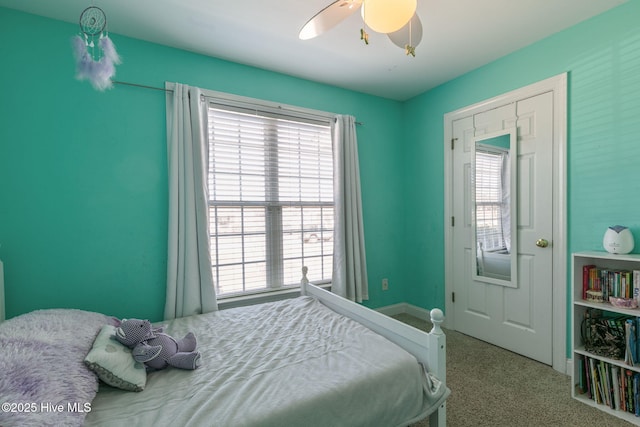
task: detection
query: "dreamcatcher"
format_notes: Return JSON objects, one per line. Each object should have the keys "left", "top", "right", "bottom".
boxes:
{"left": 71, "top": 6, "right": 121, "bottom": 91}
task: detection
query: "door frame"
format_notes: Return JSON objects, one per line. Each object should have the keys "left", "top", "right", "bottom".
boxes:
{"left": 443, "top": 73, "right": 568, "bottom": 374}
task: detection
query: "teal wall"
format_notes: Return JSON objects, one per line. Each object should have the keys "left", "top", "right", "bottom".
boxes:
{"left": 0, "top": 8, "right": 406, "bottom": 321}
{"left": 403, "top": 0, "right": 640, "bottom": 355}
{"left": 2, "top": 0, "right": 640, "bottom": 358}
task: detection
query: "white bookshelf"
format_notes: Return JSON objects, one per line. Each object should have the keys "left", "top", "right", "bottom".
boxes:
{"left": 572, "top": 251, "right": 640, "bottom": 425}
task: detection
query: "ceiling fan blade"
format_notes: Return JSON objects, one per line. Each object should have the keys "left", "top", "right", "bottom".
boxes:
{"left": 387, "top": 13, "right": 423, "bottom": 48}
{"left": 299, "top": 0, "right": 363, "bottom": 40}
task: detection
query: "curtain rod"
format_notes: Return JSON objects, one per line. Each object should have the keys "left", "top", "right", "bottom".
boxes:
{"left": 113, "top": 80, "right": 172, "bottom": 92}
{"left": 112, "top": 80, "right": 362, "bottom": 125}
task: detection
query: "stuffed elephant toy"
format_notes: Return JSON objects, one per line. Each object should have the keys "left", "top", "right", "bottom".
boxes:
{"left": 114, "top": 318, "right": 201, "bottom": 370}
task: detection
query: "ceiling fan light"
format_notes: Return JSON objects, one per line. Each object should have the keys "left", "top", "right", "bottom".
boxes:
{"left": 361, "top": 0, "right": 417, "bottom": 34}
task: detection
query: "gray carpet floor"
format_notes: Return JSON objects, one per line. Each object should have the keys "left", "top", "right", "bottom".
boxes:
{"left": 393, "top": 313, "right": 635, "bottom": 427}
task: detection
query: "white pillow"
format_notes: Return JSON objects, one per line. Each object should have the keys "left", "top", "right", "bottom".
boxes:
{"left": 84, "top": 324, "right": 147, "bottom": 392}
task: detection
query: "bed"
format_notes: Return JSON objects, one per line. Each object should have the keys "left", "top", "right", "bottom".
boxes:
{"left": 0, "top": 272, "right": 449, "bottom": 427}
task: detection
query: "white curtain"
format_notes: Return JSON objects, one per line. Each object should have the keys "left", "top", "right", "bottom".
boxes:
{"left": 332, "top": 115, "right": 369, "bottom": 302}
{"left": 164, "top": 83, "right": 218, "bottom": 320}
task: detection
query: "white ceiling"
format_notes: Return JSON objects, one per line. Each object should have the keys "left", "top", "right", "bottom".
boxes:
{"left": 0, "top": 0, "right": 627, "bottom": 100}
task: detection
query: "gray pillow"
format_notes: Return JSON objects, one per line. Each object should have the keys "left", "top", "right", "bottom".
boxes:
{"left": 84, "top": 325, "right": 146, "bottom": 392}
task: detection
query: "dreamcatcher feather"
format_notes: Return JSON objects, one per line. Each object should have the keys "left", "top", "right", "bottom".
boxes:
{"left": 72, "top": 6, "right": 121, "bottom": 91}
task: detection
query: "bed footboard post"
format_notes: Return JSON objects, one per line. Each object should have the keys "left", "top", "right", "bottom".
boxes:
{"left": 300, "top": 266, "right": 309, "bottom": 296}
{"left": 428, "top": 308, "right": 446, "bottom": 382}
{"left": 429, "top": 308, "right": 444, "bottom": 336}
{"left": 428, "top": 308, "right": 447, "bottom": 427}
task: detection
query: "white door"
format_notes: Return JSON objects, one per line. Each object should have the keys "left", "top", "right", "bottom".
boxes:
{"left": 450, "top": 91, "right": 554, "bottom": 365}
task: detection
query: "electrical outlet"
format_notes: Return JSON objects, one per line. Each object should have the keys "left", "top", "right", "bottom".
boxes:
{"left": 382, "top": 278, "right": 389, "bottom": 291}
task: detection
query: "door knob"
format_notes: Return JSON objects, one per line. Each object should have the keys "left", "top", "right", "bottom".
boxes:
{"left": 536, "top": 238, "right": 549, "bottom": 248}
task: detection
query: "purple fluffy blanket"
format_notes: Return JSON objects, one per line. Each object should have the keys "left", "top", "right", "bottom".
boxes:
{"left": 0, "top": 309, "right": 116, "bottom": 427}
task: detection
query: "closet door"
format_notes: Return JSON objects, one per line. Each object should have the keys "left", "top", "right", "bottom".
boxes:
{"left": 451, "top": 92, "right": 554, "bottom": 365}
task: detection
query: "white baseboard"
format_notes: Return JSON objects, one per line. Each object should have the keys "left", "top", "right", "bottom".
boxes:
{"left": 376, "top": 303, "right": 432, "bottom": 322}
{"left": 375, "top": 303, "right": 407, "bottom": 317}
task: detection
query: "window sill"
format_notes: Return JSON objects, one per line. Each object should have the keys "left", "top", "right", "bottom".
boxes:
{"left": 217, "top": 284, "right": 331, "bottom": 311}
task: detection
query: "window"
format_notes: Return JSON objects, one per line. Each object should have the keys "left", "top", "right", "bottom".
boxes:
{"left": 205, "top": 97, "right": 334, "bottom": 297}
{"left": 475, "top": 148, "right": 507, "bottom": 252}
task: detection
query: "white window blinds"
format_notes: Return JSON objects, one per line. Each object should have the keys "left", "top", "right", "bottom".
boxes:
{"left": 206, "top": 103, "right": 334, "bottom": 297}
{"left": 475, "top": 149, "right": 506, "bottom": 251}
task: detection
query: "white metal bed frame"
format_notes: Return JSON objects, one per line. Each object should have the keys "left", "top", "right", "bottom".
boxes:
{"left": 300, "top": 268, "right": 447, "bottom": 427}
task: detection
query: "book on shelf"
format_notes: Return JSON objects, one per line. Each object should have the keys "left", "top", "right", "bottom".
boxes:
{"left": 613, "top": 365, "right": 621, "bottom": 410}
{"left": 584, "top": 264, "right": 596, "bottom": 299}
{"left": 636, "top": 373, "right": 640, "bottom": 417}
{"left": 582, "top": 264, "right": 640, "bottom": 304}
{"left": 621, "top": 368, "right": 627, "bottom": 412}
{"left": 627, "top": 369, "right": 634, "bottom": 412}
{"left": 589, "top": 357, "right": 601, "bottom": 404}
{"left": 626, "top": 319, "right": 637, "bottom": 367}
{"left": 578, "top": 354, "right": 640, "bottom": 416}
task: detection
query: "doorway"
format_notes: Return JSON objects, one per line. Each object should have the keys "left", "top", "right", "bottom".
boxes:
{"left": 443, "top": 74, "right": 567, "bottom": 373}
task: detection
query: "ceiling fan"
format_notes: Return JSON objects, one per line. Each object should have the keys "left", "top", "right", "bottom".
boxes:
{"left": 299, "top": 0, "right": 423, "bottom": 56}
